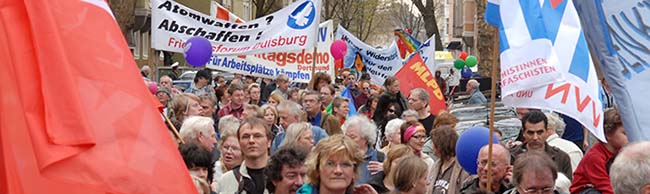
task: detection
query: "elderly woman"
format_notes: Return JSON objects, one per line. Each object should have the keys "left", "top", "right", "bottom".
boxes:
{"left": 392, "top": 156, "right": 430, "bottom": 194}
{"left": 367, "top": 145, "right": 414, "bottom": 193}
{"left": 342, "top": 115, "right": 384, "bottom": 184}
{"left": 296, "top": 135, "right": 365, "bottom": 194}
{"left": 279, "top": 122, "right": 315, "bottom": 151}
{"left": 400, "top": 121, "right": 435, "bottom": 180}
{"left": 260, "top": 104, "right": 280, "bottom": 136}
{"left": 379, "top": 118, "right": 405, "bottom": 154}
{"left": 427, "top": 126, "right": 469, "bottom": 194}
{"left": 332, "top": 96, "right": 351, "bottom": 125}
{"left": 211, "top": 115, "right": 242, "bottom": 192}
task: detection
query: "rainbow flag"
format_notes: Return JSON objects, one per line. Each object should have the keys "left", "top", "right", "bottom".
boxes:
{"left": 395, "top": 29, "right": 421, "bottom": 59}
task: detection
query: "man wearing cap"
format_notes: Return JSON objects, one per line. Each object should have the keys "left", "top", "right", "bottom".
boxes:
{"left": 168, "top": 62, "right": 181, "bottom": 80}
{"left": 155, "top": 87, "right": 172, "bottom": 116}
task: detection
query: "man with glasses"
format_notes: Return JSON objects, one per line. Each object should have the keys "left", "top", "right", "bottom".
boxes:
{"left": 219, "top": 118, "right": 272, "bottom": 194}
{"left": 504, "top": 151, "right": 562, "bottom": 194}
{"left": 510, "top": 111, "right": 573, "bottom": 180}
{"left": 460, "top": 144, "right": 513, "bottom": 194}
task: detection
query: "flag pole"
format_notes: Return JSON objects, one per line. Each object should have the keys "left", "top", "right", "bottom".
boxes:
{"left": 162, "top": 113, "right": 185, "bottom": 144}
{"left": 486, "top": 18, "right": 499, "bottom": 194}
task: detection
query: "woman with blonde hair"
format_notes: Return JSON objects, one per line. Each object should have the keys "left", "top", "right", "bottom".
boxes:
{"left": 392, "top": 156, "right": 430, "bottom": 194}
{"left": 260, "top": 104, "right": 281, "bottom": 136}
{"left": 170, "top": 93, "right": 203, "bottom": 130}
{"left": 211, "top": 116, "right": 242, "bottom": 193}
{"left": 367, "top": 145, "right": 414, "bottom": 193}
{"left": 279, "top": 122, "right": 315, "bottom": 151}
{"left": 297, "top": 135, "right": 377, "bottom": 194}
{"left": 267, "top": 92, "right": 284, "bottom": 108}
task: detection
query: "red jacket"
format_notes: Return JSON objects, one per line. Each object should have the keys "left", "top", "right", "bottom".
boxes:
{"left": 570, "top": 142, "right": 614, "bottom": 194}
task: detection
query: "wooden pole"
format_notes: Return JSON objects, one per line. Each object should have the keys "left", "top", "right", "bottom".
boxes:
{"left": 486, "top": 23, "right": 500, "bottom": 193}
{"left": 163, "top": 113, "right": 185, "bottom": 144}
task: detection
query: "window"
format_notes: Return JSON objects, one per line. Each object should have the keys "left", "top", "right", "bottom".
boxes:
{"left": 243, "top": 0, "right": 251, "bottom": 20}
{"left": 133, "top": 30, "right": 141, "bottom": 59}
{"left": 142, "top": 32, "right": 149, "bottom": 60}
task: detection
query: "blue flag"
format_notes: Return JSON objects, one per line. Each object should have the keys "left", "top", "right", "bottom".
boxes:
{"left": 486, "top": 0, "right": 605, "bottom": 141}
{"left": 340, "top": 86, "right": 358, "bottom": 117}
{"left": 574, "top": 0, "right": 650, "bottom": 142}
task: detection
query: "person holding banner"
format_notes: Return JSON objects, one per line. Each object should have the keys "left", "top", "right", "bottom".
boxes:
{"left": 373, "top": 77, "right": 408, "bottom": 126}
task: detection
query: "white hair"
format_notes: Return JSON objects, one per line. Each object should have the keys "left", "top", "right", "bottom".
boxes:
{"left": 218, "top": 115, "right": 241, "bottom": 137}
{"left": 468, "top": 79, "right": 480, "bottom": 88}
{"left": 342, "top": 115, "right": 378, "bottom": 146}
{"left": 610, "top": 141, "right": 650, "bottom": 194}
{"left": 545, "top": 112, "right": 566, "bottom": 136}
{"left": 180, "top": 116, "right": 214, "bottom": 142}
{"left": 384, "top": 118, "right": 405, "bottom": 137}
{"left": 279, "top": 122, "right": 313, "bottom": 149}
{"left": 401, "top": 109, "right": 418, "bottom": 119}
{"left": 276, "top": 100, "right": 304, "bottom": 118}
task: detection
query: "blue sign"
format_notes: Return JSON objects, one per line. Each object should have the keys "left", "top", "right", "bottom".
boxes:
{"left": 287, "top": 1, "right": 315, "bottom": 30}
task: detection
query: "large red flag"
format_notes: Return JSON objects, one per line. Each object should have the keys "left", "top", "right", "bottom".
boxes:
{"left": 0, "top": 1, "right": 196, "bottom": 193}
{"left": 395, "top": 53, "right": 447, "bottom": 115}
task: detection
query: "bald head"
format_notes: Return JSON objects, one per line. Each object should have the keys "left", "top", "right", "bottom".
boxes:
{"left": 610, "top": 141, "right": 650, "bottom": 194}
{"left": 479, "top": 144, "right": 511, "bottom": 165}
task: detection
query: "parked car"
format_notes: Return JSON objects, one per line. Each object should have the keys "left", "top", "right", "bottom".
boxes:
{"left": 171, "top": 70, "right": 235, "bottom": 91}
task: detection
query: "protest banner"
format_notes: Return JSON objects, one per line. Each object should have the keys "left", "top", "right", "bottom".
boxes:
{"left": 336, "top": 26, "right": 403, "bottom": 86}
{"left": 206, "top": 20, "right": 334, "bottom": 83}
{"left": 395, "top": 53, "right": 447, "bottom": 115}
{"left": 575, "top": 0, "right": 650, "bottom": 141}
{"left": 1, "top": 1, "right": 195, "bottom": 193}
{"left": 152, "top": 0, "right": 321, "bottom": 55}
{"left": 414, "top": 34, "right": 437, "bottom": 75}
{"left": 487, "top": 0, "right": 605, "bottom": 141}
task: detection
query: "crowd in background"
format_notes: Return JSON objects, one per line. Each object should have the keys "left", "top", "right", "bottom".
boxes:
{"left": 142, "top": 66, "right": 650, "bottom": 194}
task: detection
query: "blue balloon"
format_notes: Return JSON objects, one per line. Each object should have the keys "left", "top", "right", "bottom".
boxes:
{"left": 184, "top": 37, "right": 212, "bottom": 67}
{"left": 461, "top": 67, "right": 472, "bottom": 78}
{"left": 455, "top": 126, "right": 500, "bottom": 174}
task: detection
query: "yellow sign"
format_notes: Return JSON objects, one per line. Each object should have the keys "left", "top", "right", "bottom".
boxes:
{"left": 435, "top": 51, "right": 454, "bottom": 60}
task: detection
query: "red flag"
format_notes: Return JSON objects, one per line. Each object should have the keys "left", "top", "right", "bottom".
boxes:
{"left": 395, "top": 53, "right": 447, "bottom": 115}
{"left": 0, "top": 1, "right": 196, "bottom": 193}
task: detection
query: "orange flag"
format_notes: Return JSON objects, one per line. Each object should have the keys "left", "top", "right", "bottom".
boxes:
{"left": 0, "top": 1, "right": 196, "bottom": 194}
{"left": 395, "top": 53, "right": 447, "bottom": 115}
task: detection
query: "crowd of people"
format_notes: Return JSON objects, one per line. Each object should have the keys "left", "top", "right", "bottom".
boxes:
{"left": 145, "top": 67, "right": 650, "bottom": 194}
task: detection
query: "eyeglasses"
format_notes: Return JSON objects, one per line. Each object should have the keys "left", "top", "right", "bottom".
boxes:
{"left": 388, "top": 109, "right": 395, "bottom": 113}
{"left": 411, "top": 135, "right": 426, "bottom": 140}
{"left": 323, "top": 160, "right": 354, "bottom": 170}
{"left": 222, "top": 145, "right": 240, "bottom": 153}
{"left": 519, "top": 187, "right": 554, "bottom": 194}
{"left": 476, "top": 160, "right": 501, "bottom": 168}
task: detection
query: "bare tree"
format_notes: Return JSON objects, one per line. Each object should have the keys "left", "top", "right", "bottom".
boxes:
{"left": 475, "top": 0, "right": 498, "bottom": 78}
{"left": 322, "top": 0, "right": 340, "bottom": 20}
{"left": 108, "top": 0, "right": 136, "bottom": 35}
{"left": 388, "top": 1, "right": 425, "bottom": 40}
{"left": 252, "top": 0, "right": 282, "bottom": 19}
{"left": 411, "top": 0, "right": 444, "bottom": 50}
